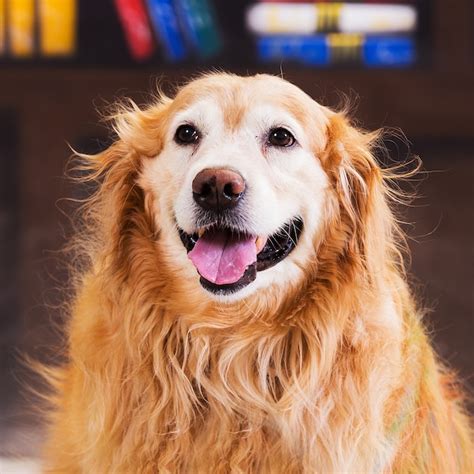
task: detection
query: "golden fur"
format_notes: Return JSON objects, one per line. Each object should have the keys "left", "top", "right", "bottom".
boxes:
{"left": 42, "top": 73, "right": 472, "bottom": 473}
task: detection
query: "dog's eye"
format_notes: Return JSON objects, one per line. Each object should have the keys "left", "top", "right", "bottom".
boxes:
{"left": 268, "top": 128, "right": 295, "bottom": 147}
{"left": 175, "top": 124, "right": 200, "bottom": 145}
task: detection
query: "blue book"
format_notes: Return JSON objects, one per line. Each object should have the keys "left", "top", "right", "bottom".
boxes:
{"left": 364, "top": 36, "right": 415, "bottom": 67}
{"left": 173, "top": 0, "right": 221, "bottom": 58}
{"left": 146, "top": 0, "right": 187, "bottom": 61}
{"left": 257, "top": 35, "right": 416, "bottom": 67}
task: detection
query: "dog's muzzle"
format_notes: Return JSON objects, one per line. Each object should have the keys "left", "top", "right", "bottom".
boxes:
{"left": 178, "top": 167, "right": 303, "bottom": 295}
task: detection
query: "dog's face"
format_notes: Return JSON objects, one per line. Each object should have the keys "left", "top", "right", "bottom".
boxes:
{"left": 139, "top": 74, "right": 335, "bottom": 301}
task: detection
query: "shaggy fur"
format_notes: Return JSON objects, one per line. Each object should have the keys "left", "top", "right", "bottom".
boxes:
{"left": 42, "top": 73, "right": 472, "bottom": 473}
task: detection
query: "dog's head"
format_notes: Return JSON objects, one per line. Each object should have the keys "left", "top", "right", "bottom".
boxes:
{"left": 88, "top": 73, "right": 390, "bottom": 304}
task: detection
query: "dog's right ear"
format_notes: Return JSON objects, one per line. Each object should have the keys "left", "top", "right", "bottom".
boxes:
{"left": 107, "top": 93, "right": 173, "bottom": 159}
{"left": 74, "top": 95, "right": 172, "bottom": 262}
{"left": 77, "top": 94, "right": 173, "bottom": 178}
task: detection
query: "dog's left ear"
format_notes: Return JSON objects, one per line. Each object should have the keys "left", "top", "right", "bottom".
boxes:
{"left": 322, "top": 112, "right": 391, "bottom": 276}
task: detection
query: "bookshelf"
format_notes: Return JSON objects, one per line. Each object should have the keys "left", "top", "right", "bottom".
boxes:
{"left": 0, "top": 1, "right": 472, "bottom": 139}
{"left": 2, "top": 1, "right": 431, "bottom": 68}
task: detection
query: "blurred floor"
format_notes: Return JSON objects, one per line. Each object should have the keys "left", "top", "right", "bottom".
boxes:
{"left": 0, "top": 142, "right": 472, "bottom": 460}
{"left": 0, "top": 458, "right": 41, "bottom": 474}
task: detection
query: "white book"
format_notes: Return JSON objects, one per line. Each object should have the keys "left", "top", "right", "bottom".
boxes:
{"left": 246, "top": 3, "right": 417, "bottom": 35}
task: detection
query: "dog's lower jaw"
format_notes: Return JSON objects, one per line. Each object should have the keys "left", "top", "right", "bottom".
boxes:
{"left": 199, "top": 258, "right": 306, "bottom": 304}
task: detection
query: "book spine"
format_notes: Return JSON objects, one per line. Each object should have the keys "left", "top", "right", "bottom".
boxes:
{"left": 247, "top": 3, "right": 417, "bottom": 35}
{"left": 259, "top": 0, "right": 416, "bottom": 3}
{"left": 258, "top": 35, "right": 329, "bottom": 65}
{"left": 257, "top": 34, "right": 415, "bottom": 67}
{"left": 113, "top": 0, "right": 155, "bottom": 61}
{"left": 38, "top": 0, "right": 77, "bottom": 57}
{"left": 174, "top": 0, "right": 221, "bottom": 58}
{"left": 146, "top": 0, "right": 187, "bottom": 61}
{"left": 363, "top": 35, "right": 415, "bottom": 67}
{"left": 0, "top": 0, "right": 4, "bottom": 54}
{"left": 8, "top": 0, "right": 35, "bottom": 57}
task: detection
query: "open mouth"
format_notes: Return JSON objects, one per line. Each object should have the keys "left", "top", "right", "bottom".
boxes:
{"left": 178, "top": 217, "right": 303, "bottom": 295}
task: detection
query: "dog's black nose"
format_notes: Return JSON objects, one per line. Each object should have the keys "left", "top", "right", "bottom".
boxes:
{"left": 192, "top": 168, "right": 246, "bottom": 212}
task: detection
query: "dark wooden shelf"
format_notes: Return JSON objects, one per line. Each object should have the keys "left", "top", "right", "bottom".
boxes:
{"left": 1, "top": 63, "right": 473, "bottom": 140}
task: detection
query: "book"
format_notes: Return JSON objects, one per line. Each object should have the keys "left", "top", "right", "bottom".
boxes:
{"left": 257, "top": 34, "right": 416, "bottom": 67}
{"left": 247, "top": 3, "right": 417, "bottom": 35}
{"left": 259, "top": 1, "right": 415, "bottom": 3}
{"left": 0, "top": 0, "right": 4, "bottom": 54}
{"left": 174, "top": 0, "right": 221, "bottom": 58}
{"left": 146, "top": 0, "right": 187, "bottom": 61}
{"left": 113, "top": 0, "right": 155, "bottom": 61}
{"left": 38, "top": 0, "right": 77, "bottom": 57}
{"left": 8, "top": 0, "right": 35, "bottom": 57}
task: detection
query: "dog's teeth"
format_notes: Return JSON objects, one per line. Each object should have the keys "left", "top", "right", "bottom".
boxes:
{"left": 255, "top": 236, "right": 267, "bottom": 253}
{"left": 198, "top": 228, "right": 205, "bottom": 238}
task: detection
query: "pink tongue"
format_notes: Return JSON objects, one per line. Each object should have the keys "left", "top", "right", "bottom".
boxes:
{"left": 188, "top": 230, "right": 257, "bottom": 285}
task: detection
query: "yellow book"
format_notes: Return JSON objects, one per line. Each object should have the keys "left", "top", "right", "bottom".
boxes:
{"left": 8, "top": 0, "right": 35, "bottom": 57}
{"left": 0, "top": 0, "right": 5, "bottom": 54}
{"left": 39, "top": 0, "right": 77, "bottom": 56}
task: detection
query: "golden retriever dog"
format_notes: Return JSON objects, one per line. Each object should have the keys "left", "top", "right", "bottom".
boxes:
{"left": 42, "top": 73, "right": 472, "bottom": 473}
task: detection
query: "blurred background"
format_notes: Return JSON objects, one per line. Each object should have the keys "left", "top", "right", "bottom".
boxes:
{"left": 0, "top": 0, "right": 472, "bottom": 469}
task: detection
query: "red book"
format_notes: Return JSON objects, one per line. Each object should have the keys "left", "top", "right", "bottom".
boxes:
{"left": 113, "top": 0, "right": 155, "bottom": 61}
